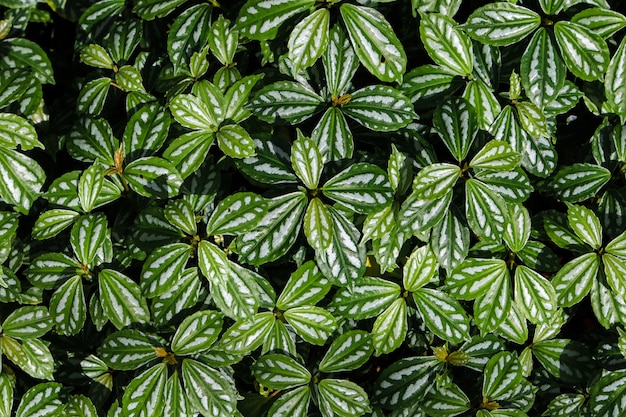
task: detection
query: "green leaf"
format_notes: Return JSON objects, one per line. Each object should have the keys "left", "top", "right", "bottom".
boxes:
{"left": 15, "top": 383, "right": 63, "bottom": 417}
{"left": 209, "top": 262, "right": 260, "bottom": 322}
{"left": 70, "top": 213, "right": 110, "bottom": 267}
{"left": 471, "top": 141, "right": 521, "bottom": 171}
{"left": 223, "top": 74, "right": 264, "bottom": 123}
{"left": 98, "top": 269, "right": 150, "bottom": 329}
{"left": 532, "top": 339, "right": 595, "bottom": 383}
{"left": 253, "top": 354, "right": 311, "bottom": 390}
{"left": 124, "top": 157, "right": 183, "bottom": 198}
{"left": 251, "top": 81, "right": 324, "bottom": 124}
{"left": 319, "top": 330, "right": 373, "bottom": 373}
{"left": 412, "top": 163, "right": 461, "bottom": 199}
{"left": 236, "top": 0, "right": 314, "bottom": 40}
{"left": 0, "top": 147, "right": 46, "bottom": 214}
{"left": 2, "top": 306, "right": 52, "bottom": 339}
{"left": 163, "top": 131, "right": 214, "bottom": 180}
{"left": 342, "top": 85, "right": 415, "bottom": 131}
{"left": 446, "top": 258, "right": 508, "bottom": 300}
{"left": 567, "top": 204, "right": 603, "bottom": 249}
{"left": 329, "top": 276, "right": 400, "bottom": 319}
{"left": 521, "top": 28, "right": 566, "bottom": 109}
{"left": 19, "top": 339, "right": 54, "bottom": 380}
{"left": 317, "top": 379, "right": 371, "bottom": 417}
{"left": 0, "top": 38, "right": 55, "bottom": 84}
{"left": 463, "top": 2, "right": 540, "bottom": 46}
{"left": 140, "top": 243, "right": 190, "bottom": 298}
{"left": 80, "top": 44, "right": 114, "bottom": 70}
{"left": 170, "top": 93, "right": 219, "bottom": 131}
{"left": 605, "top": 35, "right": 626, "bottom": 121}
{"left": 276, "top": 261, "right": 330, "bottom": 310}
{"left": 268, "top": 385, "right": 310, "bottom": 417}
{"left": 151, "top": 268, "right": 202, "bottom": 327}
{"left": 68, "top": 117, "right": 116, "bottom": 165}
{"left": 0, "top": 113, "right": 42, "bottom": 150}
{"left": 284, "top": 306, "right": 337, "bottom": 345}
{"left": 0, "top": 373, "right": 12, "bottom": 417}
{"left": 372, "top": 298, "right": 407, "bottom": 355}
{"left": 32, "top": 209, "right": 80, "bottom": 240}
{"left": 312, "top": 107, "right": 354, "bottom": 163}
{"left": 304, "top": 197, "right": 333, "bottom": 251}
{"left": 288, "top": 8, "right": 329, "bottom": 72}
{"left": 133, "top": 0, "right": 187, "bottom": 19}
{"left": 291, "top": 136, "right": 323, "bottom": 190}
{"left": 78, "top": 163, "right": 105, "bottom": 213}
{"left": 65, "top": 395, "right": 99, "bottom": 417}
{"left": 216, "top": 124, "right": 255, "bottom": 158}
{"left": 183, "top": 361, "right": 237, "bottom": 417}
{"left": 572, "top": 7, "right": 626, "bottom": 39}
{"left": 463, "top": 79, "right": 501, "bottom": 130}
{"left": 340, "top": 4, "right": 406, "bottom": 83}
{"left": 164, "top": 370, "right": 193, "bottom": 417}
{"left": 514, "top": 265, "right": 557, "bottom": 324}
{"left": 49, "top": 276, "right": 85, "bottom": 336}
{"left": 206, "top": 192, "right": 267, "bottom": 236}
{"left": 473, "top": 267, "right": 512, "bottom": 333}
{"left": 217, "top": 311, "right": 274, "bottom": 355}
{"left": 399, "top": 189, "right": 451, "bottom": 234}
{"left": 26, "top": 252, "right": 78, "bottom": 290}
{"left": 171, "top": 310, "right": 222, "bottom": 355}
{"left": 322, "top": 163, "right": 393, "bottom": 214}
{"left": 122, "top": 363, "right": 167, "bottom": 417}
{"left": 104, "top": 19, "right": 142, "bottom": 64}
{"left": 324, "top": 25, "right": 359, "bottom": 97}
{"left": 235, "top": 191, "right": 307, "bottom": 265}
{"left": 432, "top": 97, "right": 477, "bottom": 162}
{"left": 503, "top": 204, "right": 531, "bottom": 252}
{"left": 167, "top": 4, "right": 212, "bottom": 73}
{"left": 431, "top": 209, "right": 470, "bottom": 271}
{"left": 543, "top": 211, "right": 588, "bottom": 251}
{"left": 482, "top": 352, "right": 523, "bottom": 401}
{"left": 163, "top": 200, "right": 196, "bottom": 236}
{"left": 403, "top": 244, "right": 438, "bottom": 292}
{"left": 552, "top": 252, "right": 599, "bottom": 307}
{"left": 422, "top": 382, "right": 471, "bottom": 417}
{"left": 235, "top": 135, "right": 297, "bottom": 185}
{"left": 413, "top": 288, "right": 471, "bottom": 344}
{"left": 420, "top": 13, "right": 473, "bottom": 76}
{"left": 516, "top": 101, "right": 549, "bottom": 138}
{"left": 400, "top": 64, "right": 463, "bottom": 106}
{"left": 589, "top": 369, "right": 626, "bottom": 416}
{"left": 373, "top": 356, "right": 440, "bottom": 409}
{"left": 208, "top": 15, "right": 238, "bottom": 66}
{"left": 98, "top": 329, "right": 162, "bottom": 371}
{"left": 465, "top": 178, "right": 509, "bottom": 242}
{"left": 123, "top": 103, "right": 171, "bottom": 161}
{"left": 554, "top": 21, "right": 609, "bottom": 81}
{"left": 551, "top": 163, "right": 611, "bottom": 203}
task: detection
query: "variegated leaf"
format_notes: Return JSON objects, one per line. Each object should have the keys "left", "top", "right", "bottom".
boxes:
{"left": 15, "top": 383, "right": 63, "bottom": 417}
{"left": 432, "top": 97, "right": 477, "bottom": 162}
{"left": 552, "top": 252, "right": 599, "bottom": 307}
{"left": 463, "top": 3, "right": 540, "bottom": 46}
{"left": 446, "top": 258, "right": 508, "bottom": 300}
{"left": 268, "top": 385, "right": 310, "bottom": 417}
{"left": 2, "top": 306, "right": 52, "bottom": 339}
{"left": 554, "top": 20, "right": 610, "bottom": 81}
{"left": 171, "top": 310, "right": 222, "bottom": 355}
{"left": 182, "top": 359, "right": 237, "bottom": 417}
{"left": 99, "top": 329, "right": 163, "bottom": 371}
{"left": 32, "top": 209, "right": 80, "bottom": 240}
{"left": 372, "top": 356, "right": 440, "bottom": 409}
{"left": 49, "top": 276, "right": 85, "bottom": 336}
{"left": 567, "top": 204, "right": 603, "bottom": 249}
{"left": 323, "top": 24, "right": 359, "bottom": 97}
{"left": 216, "top": 124, "right": 255, "bottom": 159}
{"left": 318, "top": 330, "right": 373, "bottom": 373}
{"left": 169, "top": 93, "right": 219, "bottom": 131}
{"left": 123, "top": 103, "right": 171, "bottom": 161}
{"left": 476, "top": 168, "right": 534, "bottom": 203}
{"left": 140, "top": 243, "right": 190, "bottom": 298}
{"left": 288, "top": 8, "right": 329, "bottom": 72}
{"left": 70, "top": 213, "right": 110, "bottom": 267}
{"left": 372, "top": 298, "right": 407, "bottom": 355}
{"left": 572, "top": 7, "right": 626, "bottom": 39}
{"left": 482, "top": 352, "right": 523, "bottom": 401}
{"left": 251, "top": 81, "right": 324, "bottom": 124}
{"left": 413, "top": 288, "right": 471, "bottom": 344}
{"left": 317, "top": 379, "right": 371, "bottom": 417}
{"left": 403, "top": 244, "right": 438, "bottom": 292}
{"left": 253, "top": 353, "right": 311, "bottom": 390}
{"left": 465, "top": 178, "right": 509, "bottom": 242}
{"left": 235, "top": 0, "right": 314, "bottom": 40}
{"left": 342, "top": 85, "right": 415, "bottom": 132}
{"left": 276, "top": 261, "right": 330, "bottom": 310}
{"left": 304, "top": 197, "right": 333, "bottom": 251}
{"left": 123, "top": 157, "right": 183, "bottom": 198}
{"left": 521, "top": 131, "right": 558, "bottom": 177}
{"left": 412, "top": 163, "right": 460, "bottom": 200}
{"left": 514, "top": 266, "right": 557, "bottom": 324}
{"left": 473, "top": 271, "right": 511, "bottom": 333}
{"left": 166, "top": 4, "right": 212, "bottom": 73}
{"left": 163, "top": 131, "right": 214, "bottom": 180}
{"left": 503, "top": 204, "right": 531, "bottom": 252}
{"left": 0, "top": 147, "right": 46, "bottom": 214}
{"left": 516, "top": 101, "right": 549, "bottom": 138}
{"left": 98, "top": 269, "right": 150, "bottom": 329}
{"left": 550, "top": 163, "right": 611, "bottom": 203}
{"left": 284, "top": 306, "right": 337, "bottom": 345}
{"left": 605, "top": 35, "right": 626, "bottom": 121}
{"left": 340, "top": 4, "right": 406, "bottom": 82}
{"left": 589, "top": 370, "right": 626, "bottom": 417}
{"left": 206, "top": 192, "right": 267, "bottom": 236}
{"left": 311, "top": 107, "right": 354, "bottom": 163}
{"left": 400, "top": 64, "right": 463, "bottom": 106}
{"left": 462, "top": 79, "right": 501, "bottom": 130}
{"left": 122, "top": 363, "right": 167, "bottom": 417}
{"left": 420, "top": 12, "right": 473, "bottom": 76}
{"left": 217, "top": 311, "right": 274, "bottom": 355}
{"left": 431, "top": 209, "right": 470, "bottom": 271}
{"left": 291, "top": 135, "right": 323, "bottom": 190}
{"left": 470, "top": 140, "right": 520, "bottom": 171}
{"left": 329, "top": 276, "right": 400, "bottom": 319}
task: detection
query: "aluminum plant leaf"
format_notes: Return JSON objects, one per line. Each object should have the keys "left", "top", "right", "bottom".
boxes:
{"left": 318, "top": 330, "right": 373, "bottom": 373}
{"left": 476, "top": 169, "right": 533, "bottom": 203}
{"left": 412, "top": 163, "right": 460, "bottom": 200}
{"left": 471, "top": 141, "right": 521, "bottom": 172}
{"left": 0, "top": 113, "right": 42, "bottom": 150}
{"left": 462, "top": 79, "right": 501, "bottom": 130}
{"left": 235, "top": 191, "right": 307, "bottom": 265}
{"left": 15, "top": 383, "right": 63, "bottom": 417}
{"left": 235, "top": 136, "right": 298, "bottom": 185}
{"left": 322, "top": 163, "right": 393, "bottom": 214}
{"left": 432, "top": 97, "right": 477, "bottom": 162}
{"left": 133, "top": 0, "right": 187, "bottom": 19}
{"left": 473, "top": 268, "right": 511, "bottom": 333}
{"left": 68, "top": 117, "right": 116, "bottom": 165}
{"left": 2, "top": 306, "right": 52, "bottom": 339}
{"left": 490, "top": 105, "right": 523, "bottom": 153}
{"left": 288, "top": 8, "right": 329, "bottom": 72}
{"left": 103, "top": 19, "right": 142, "bottom": 64}
{"left": 251, "top": 81, "right": 324, "bottom": 124}
{"left": 329, "top": 276, "right": 401, "bottom": 319}
{"left": 217, "top": 311, "right": 274, "bottom": 355}
{"left": 182, "top": 360, "right": 236, "bottom": 416}
{"left": 253, "top": 353, "right": 311, "bottom": 390}
{"left": 26, "top": 253, "right": 78, "bottom": 290}
{"left": 98, "top": 269, "right": 150, "bottom": 329}
{"left": 209, "top": 15, "right": 238, "bottom": 66}
{"left": 399, "top": 189, "right": 452, "bottom": 234}
{"left": 0, "top": 147, "right": 46, "bottom": 214}
{"left": 465, "top": 178, "right": 509, "bottom": 242}
{"left": 572, "top": 7, "right": 626, "bottom": 39}
{"left": 421, "top": 382, "right": 471, "bottom": 417}
{"left": 171, "top": 310, "right": 222, "bottom": 356}
{"left": 514, "top": 266, "right": 557, "bottom": 324}
{"left": 605, "top": 229, "right": 626, "bottom": 257}
{"left": 544, "top": 394, "right": 586, "bottom": 417}
{"left": 520, "top": 132, "right": 558, "bottom": 178}
{"left": 123, "top": 103, "right": 171, "bottom": 161}
{"left": 463, "top": 2, "right": 540, "bottom": 46}
{"left": 316, "top": 206, "right": 366, "bottom": 286}
{"left": 14, "top": 339, "right": 54, "bottom": 380}
{"left": 276, "top": 261, "right": 330, "bottom": 310}
{"left": 413, "top": 288, "right": 471, "bottom": 344}
{"left": 163, "top": 199, "right": 196, "bottom": 236}
{"left": 516, "top": 101, "right": 550, "bottom": 138}
{"left": 400, "top": 64, "right": 463, "bottom": 106}
{"left": 311, "top": 107, "right": 353, "bottom": 163}
{"left": 342, "top": 85, "right": 415, "bottom": 131}
{"left": 123, "top": 157, "right": 183, "bottom": 198}
{"left": 70, "top": 213, "right": 110, "bottom": 268}
{"left": 206, "top": 192, "right": 267, "bottom": 236}
{"left": 545, "top": 81, "right": 583, "bottom": 115}
{"left": 291, "top": 135, "right": 323, "bottom": 190}
{"left": 169, "top": 93, "right": 219, "bottom": 131}
{"left": 140, "top": 243, "right": 190, "bottom": 298}
{"left": 284, "top": 306, "right": 337, "bottom": 345}
{"left": 420, "top": 12, "right": 473, "bottom": 76}
{"left": 372, "top": 356, "right": 440, "bottom": 410}
{"left": 304, "top": 197, "right": 333, "bottom": 251}
{"left": 372, "top": 297, "right": 407, "bottom": 355}
{"left": 121, "top": 363, "right": 167, "bottom": 417}
{"left": 268, "top": 385, "right": 310, "bottom": 417}
{"left": 521, "top": 28, "right": 566, "bottom": 109}
{"left": 482, "top": 352, "right": 523, "bottom": 401}
{"left": 151, "top": 268, "right": 201, "bottom": 326}
{"left": 49, "top": 276, "right": 85, "bottom": 336}
{"left": 317, "top": 379, "right": 371, "bottom": 417}
{"left": 224, "top": 74, "right": 264, "bottom": 123}
{"left": 0, "top": 38, "right": 55, "bottom": 84}
{"left": 235, "top": 0, "right": 314, "bottom": 40}
{"left": 163, "top": 370, "right": 194, "bottom": 417}
{"left": 532, "top": 339, "right": 595, "bottom": 383}
{"left": 78, "top": 0, "right": 125, "bottom": 32}
{"left": 340, "top": 4, "right": 406, "bottom": 83}
{"left": 98, "top": 329, "right": 163, "bottom": 371}
{"left": 605, "top": 35, "right": 626, "bottom": 122}
{"left": 431, "top": 209, "right": 470, "bottom": 271}
{"left": 549, "top": 163, "right": 611, "bottom": 203}
{"left": 32, "top": 209, "right": 80, "bottom": 240}
{"left": 78, "top": 163, "right": 105, "bottom": 213}
{"left": 446, "top": 258, "right": 508, "bottom": 300}
{"left": 554, "top": 21, "right": 609, "bottom": 82}
{"left": 166, "top": 4, "right": 212, "bottom": 73}
{"left": 163, "top": 131, "right": 214, "bottom": 180}
{"left": 210, "top": 264, "right": 260, "bottom": 321}
{"left": 503, "top": 204, "right": 531, "bottom": 253}
{"left": 403, "top": 245, "right": 438, "bottom": 292}
{"left": 552, "top": 252, "right": 599, "bottom": 307}
{"left": 323, "top": 25, "right": 359, "bottom": 97}
{"left": 567, "top": 204, "right": 603, "bottom": 249}
{"left": 216, "top": 124, "right": 255, "bottom": 158}
{"left": 589, "top": 369, "right": 626, "bottom": 416}
{"left": 539, "top": 0, "right": 567, "bottom": 14}
{"left": 361, "top": 204, "right": 395, "bottom": 244}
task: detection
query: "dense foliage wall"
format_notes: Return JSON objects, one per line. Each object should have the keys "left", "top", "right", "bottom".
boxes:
{"left": 2, "top": 0, "right": 626, "bottom": 416}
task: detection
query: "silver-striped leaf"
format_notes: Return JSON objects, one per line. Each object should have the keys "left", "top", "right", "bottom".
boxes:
{"left": 520, "top": 131, "right": 558, "bottom": 177}
{"left": 78, "top": 163, "right": 105, "bottom": 213}
{"left": 516, "top": 101, "right": 549, "bottom": 138}
{"left": 361, "top": 204, "right": 395, "bottom": 244}
{"left": 206, "top": 192, "right": 267, "bottom": 236}
{"left": 122, "top": 363, "right": 167, "bottom": 417}
{"left": 476, "top": 169, "right": 534, "bottom": 203}
{"left": 398, "top": 189, "right": 451, "bottom": 234}
{"left": 432, "top": 97, "right": 477, "bottom": 162}
{"left": 422, "top": 382, "right": 471, "bottom": 417}
{"left": 317, "top": 379, "right": 371, "bottom": 417}
{"left": 49, "top": 276, "right": 85, "bottom": 336}
{"left": 235, "top": 0, "right": 314, "bottom": 40}
{"left": 151, "top": 268, "right": 202, "bottom": 327}
{"left": 431, "top": 209, "right": 470, "bottom": 271}
{"left": 531, "top": 338, "right": 595, "bottom": 383}
{"left": 140, "top": 243, "right": 190, "bottom": 298}
{"left": 463, "top": 2, "right": 540, "bottom": 46}
{"left": 503, "top": 204, "right": 531, "bottom": 252}
{"left": 163, "top": 199, "right": 196, "bottom": 236}
{"left": 253, "top": 353, "right": 311, "bottom": 390}
{"left": 133, "top": 0, "right": 186, "bottom": 20}
{"left": 323, "top": 24, "right": 359, "bottom": 97}
{"left": 605, "top": 35, "right": 626, "bottom": 122}
{"left": 342, "top": 85, "right": 415, "bottom": 132}
{"left": 26, "top": 252, "right": 78, "bottom": 290}
{"left": 68, "top": 117, "right": 116, "bottom": 165}
{"left": 311, "top": 107, "right": 354, "bottom": 163}
{"left": 0, "top": 113, "right": 42, "bottom": 150}
{"left": 572, "top": 7, "right": 626, "bottom": 39}
{"left": 304, "top": 197, "right": 333, "bottom": 251}
{"left": 462, "top": 79, "right": 501, "bottom": 130}
{"left": 288, "top": 8, "right": 329, "bottom": 72}
{"left": 169, "top": 93, "right": 219, "bottom": 131}
{"left": 164, "top": 370, "right": 193, "bottom": 417}
{"left": 216, "top": 311, "right": 274, "bottom": 355}
{"left": 123, "top": 103, "right": 171, "bottom": 161}
{"left": 420, "top": 13, "right": 473, "bottom": 76}
{"left": 482, "top": 352, "right": 523, "bottom": 401}
{"left": 549, "top": 163, "right": 611, "bottom": 203}
{"left": 589, "top": 369, "right": 626, "bottom": 416}
{"left": 413, "top": 288, "right": 471, "bottom": 344}
{"left": 403, "top": 244, "right": 438, "bottom": 292}
{"left": 567, "top": 204, "right": 603, "bottom": 249}
{"left": 251, "top": 81, "right": 324, "bottom": 124}
{"left": 70, "top": 213, "right": 110, "bottom": 267}
{"left": 470, "top": 140, "right": 520, "bottom": 171}
{"left": 15, "top": 383, "right": 63, "bottom": 417}
{"left": 552, "top": 252, "right": 599, "bottom": 307}
{"left": 514, "top": 266, "right": 557, "bottom": 324}
{"left": 98, "top": 329, "right": 163, "bottom": 371}
{"left": 123, "top": 157, "right": 183, "bottom": 198}
{"left": 446, "top": 258, "right": 508, "bottom": 300}
{"left": 163, "top": 131, "right": 214, "bottom": 180}
{"left": 32, "top": 209, "right": 80, "bottom": 240}
{"left": 276, "top": 261, "right": 330, "bottom": 310}
{"left": 216, "top": 124, "right": 255, "bottom": 158}
{"left": 98, "top": 269, "right": 150, "bottom": 329}
{"left": 18, "top": 339, "right": 54, "bottom": 380}
{"left": 2, "top": 306, "right": 52, "bottom": 339}
{"left": 372, "top": 297, "right": 407, "bottom": 355}
{"left": 224, "top": 74, "right": 264, "bottom": 123}
{"left": 400, "top": 64, "right": 464, "bottom": 106}
{"left": 211, "top": 264, "right": 260, "bottom": 321}
{"left": 329, "top": 276, "right": 400, "bottom": 320}
{"left": 340, "top": 4, "right": 406, "bottom": 83}
{"left": 318, "top": 330, "right": 373, "bottom": 373}
{"left": 412, "top": 163, "right": 461, "bottom": 200}
{"left": 473, "top": 271, "right": 511, "bottom": 333}
{"left": 235, "top": 191, "right": 307, "bottom": 265}
{"left": 166, "top": 4, "right": 212, "bottom": 74}
{"left": 0, "top": 147, "right": 46, "bottom": 214}
{"left": 182, "top": 359, "right": 237, "bottom": 416}
{"left": 267, "top": 385, "right": 310, "bottom": 417}
{"left": 284, "top": 306, "right": 337, "bottom": 346}
{"left": 291, "top": 135, "right": 323, "bottom": 190}
{"left": 235, "top": 136, "right": 298, "bottom": 185}
{"left": 465, "top": 178, "right": 509, "bottom": 242}
{"left": 209, "top": 15, "right": 238, "bottom": 67}
{"left": 171, "top": 310, "right": 222, "bottom": 355}
{"left": 554, "top": 20, "right": 609, "bottom": 81}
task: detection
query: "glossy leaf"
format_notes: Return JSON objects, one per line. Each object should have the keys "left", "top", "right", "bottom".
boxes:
{"left": 463, "top": 3, "right": 540, "bottom": 46}
{"left": 236, "top": 0, "right": 314, "bottom": 40}
{"left": 554, "top": 21, "right": 609, "bottom": 81}
{"left": 253, "top": 354, "right": 311, "bottom": 390}
{"left": 206, "top": 192, "right": 267, "bottom": 236}
{"left": 98, "top": 269, "right": 150, "bottom": 329}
